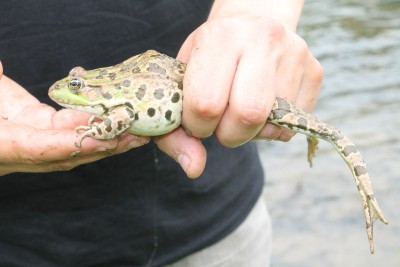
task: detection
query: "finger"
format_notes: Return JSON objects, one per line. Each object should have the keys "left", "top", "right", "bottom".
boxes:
{"left": 215, "top": 49, "right": 275, "bottom": 147}
{"left": 256, "top": 35, "right": 309, "bottom": 142}
{"left": 154, "top": 128, "right": 207, "bottom": 179}
{"left": 0, "top": 60, "right": 3, "bottom": 78}
{"left": 0, "top": 122, "right": 149, "bottom": 164}
{"left": 52, "top": 108, "right": 95, "bottom": 129}
{"left": 0, "top": 151, "right": 113, "bottom": 175}
{"left": 178, "top": 27, "right": 239, "bottom": 138}
{"left": 296, "top": 55, "right": 323, "bottom": 112}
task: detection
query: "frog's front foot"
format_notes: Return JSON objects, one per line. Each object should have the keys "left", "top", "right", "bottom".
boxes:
{"left": 74, "top": 123, "right": 112, "bottom": 147}
{"left": 75, "top": 127, "right": 95, "bottom": 148}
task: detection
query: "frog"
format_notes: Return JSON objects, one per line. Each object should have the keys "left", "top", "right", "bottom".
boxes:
{"left": 49, "top": 49, "right": 387, "bottom": 253}
{"left": 49, "top": 50, "right": 185, "bottom": 147}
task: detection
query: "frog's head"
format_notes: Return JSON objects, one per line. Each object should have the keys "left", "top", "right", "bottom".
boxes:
{"left": 50, "top": 65, "right": 121, "bottom": 115}
{"left": 48, "top": 66, "right": 93, "bottom": 107}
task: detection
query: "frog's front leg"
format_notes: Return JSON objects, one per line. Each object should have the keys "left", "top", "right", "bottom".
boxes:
{"left": 75, "top": 105, "right": 135, "bottom": 147}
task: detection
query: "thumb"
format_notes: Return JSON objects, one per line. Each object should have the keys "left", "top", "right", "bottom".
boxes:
{"left": 154, "top": 128, "right": 207, "bottom": 179}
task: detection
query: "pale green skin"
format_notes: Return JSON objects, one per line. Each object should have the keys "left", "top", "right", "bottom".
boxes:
{"left": 49, "top": 50, "right": 387, "bottom": 253}
{"left": 49, "top": 50, "right": 185, "bottom": 146}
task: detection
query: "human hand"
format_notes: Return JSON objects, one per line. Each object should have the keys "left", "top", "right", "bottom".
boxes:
{"left": 0, "top": 71, "right": 150, "bottom": 176}
{"left": 155, "top": 5, "right": 323, "bottom": 178}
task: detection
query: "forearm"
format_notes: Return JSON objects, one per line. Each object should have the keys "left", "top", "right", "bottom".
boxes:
{"left": 209, "top": 0, "right": 304, "bottom": 30}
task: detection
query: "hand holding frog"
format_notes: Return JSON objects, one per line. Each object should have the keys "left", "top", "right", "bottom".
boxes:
{"left": 0, "top": 67, "right": 149, "bottom": 176}
{"left": 156, "top": 2, "right": 323, "bottom": 177}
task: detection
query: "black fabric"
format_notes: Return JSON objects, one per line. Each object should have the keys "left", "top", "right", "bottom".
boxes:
{"left": 0, "top": 1, "right": 265, "bottom": 266}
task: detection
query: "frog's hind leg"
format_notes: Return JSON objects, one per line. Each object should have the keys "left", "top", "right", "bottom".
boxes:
{"left": 307, "top": 136, "right": 319, "bottom": 167}
{"left": 75, "top": 105, "right": 135, "bottom": 147}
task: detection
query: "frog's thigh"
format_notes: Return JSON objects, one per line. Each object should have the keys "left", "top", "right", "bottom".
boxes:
{"left": 98, "top": 105, "right": 136, "bottom": 138}
{"left": 81, "top": 105, "right": 135, "bottom": 141}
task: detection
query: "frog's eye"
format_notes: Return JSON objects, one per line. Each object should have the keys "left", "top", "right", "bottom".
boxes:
{"left": 68, "top": 78, "right": 83, "bottom": 91}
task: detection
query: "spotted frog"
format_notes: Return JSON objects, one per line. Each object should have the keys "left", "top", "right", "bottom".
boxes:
{"left": 49, "top": 50, "right": 387, "bottom": 253}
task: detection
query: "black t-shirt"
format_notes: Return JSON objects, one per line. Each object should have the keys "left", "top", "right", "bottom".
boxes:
{"left": 0, "top": 1, "right": 264, "bottom": 266}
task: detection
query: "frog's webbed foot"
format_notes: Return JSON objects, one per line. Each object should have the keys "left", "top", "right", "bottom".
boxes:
{"left": 306, "top": 136, "right": 319, "bottom": 167}
{"left": 358, "top": 183, "right": 388, "bottom": 254}
{"left": 74, "top": 106, "right": 135, "bottom": 148}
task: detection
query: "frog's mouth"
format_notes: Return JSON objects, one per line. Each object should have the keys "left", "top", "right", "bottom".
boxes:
{"left": 49, "top": 82, "right": 106, "bottom": 115}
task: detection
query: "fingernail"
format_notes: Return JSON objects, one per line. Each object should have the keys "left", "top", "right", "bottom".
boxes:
{"left": 177, "top": 153, "right": 191, "bottom": 173}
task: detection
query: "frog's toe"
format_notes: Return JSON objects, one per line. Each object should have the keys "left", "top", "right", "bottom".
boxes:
{"left": 75, "top": 125, "right": 91, "bottom": 133}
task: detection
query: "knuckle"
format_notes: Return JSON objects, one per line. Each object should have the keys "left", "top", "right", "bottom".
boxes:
{"left": 287, "top": 37, "right": 310, "bottom": 67}
{"left": 190, "top": 98, "right": 224, "bottom": 120}
{"left": 236, "top": 106, "right": 268, "bottom": 128}
{"left": 310, "top": 59, "right": 324, "bottom": 85}
{"left": 195, "top": 19, "right": 234, "bottom": 45}
{"left": 244, "top": 17, "right": 286, "bottom": 45}
{"left": 260, "top": 18, "right": 286, "bottom": 40}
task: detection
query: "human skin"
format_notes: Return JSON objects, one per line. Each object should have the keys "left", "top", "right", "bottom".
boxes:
{"left": 0, "top": 0, "right": 323, "bottom": 178}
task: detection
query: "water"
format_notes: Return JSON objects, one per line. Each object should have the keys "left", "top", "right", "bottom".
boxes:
{"left": 258, "top": 0, "right": 400, "bottom": 266}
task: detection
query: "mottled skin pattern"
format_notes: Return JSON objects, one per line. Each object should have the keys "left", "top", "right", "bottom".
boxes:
{"left": 269, "top": 98, "right": 388, "bottom": 253}
{"left": 49, "top": 50, "right": 387, "bottom": 253}
{"left": 49, "top": 50, "right": 185, "bottom": 146}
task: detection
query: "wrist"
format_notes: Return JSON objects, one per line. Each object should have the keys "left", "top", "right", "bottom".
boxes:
{"left": 209, "top": 0, "right": 304, "bottom": 31}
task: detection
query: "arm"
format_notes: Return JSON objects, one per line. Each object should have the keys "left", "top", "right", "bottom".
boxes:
{"left": 155, "top": 0, "right": 323, "bottom": 176}
{"left": 209, "top": 0, "right": 304, "bottom": 30}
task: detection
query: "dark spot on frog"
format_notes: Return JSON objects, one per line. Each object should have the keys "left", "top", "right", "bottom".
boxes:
{"left": 177, "top": 81, "right": 183, "bottom": 90}
{"left": 132, "top": 67, "right": 141, "bottom": 74}
{"left": 343, "top": 145, "right": 357, "bottom": 156}
{"left": 134, "top": 113, "right": 139, "bottom": 120}
{"left": 271, "top": 109, "right": 290, "bottom": 120}
{"left": 276, "top": 98, "right": 291, "bottom": 110}
{"left": 121, "top": 80, "right": 131, "bottom": 87}
{"left": 135, "top": 84, "right": 147, "bottom": 100}
{"left": 96, "top": 75, "right": 103, "bottom": 80}
{"left": 147, "top": 108, "right": 156, "bottom": 117}
{"left": 126, "top": 108, "right": 135, "bottom": 119}
{"left": 104, "top": 118, "right": 113, "bottom": 132}
{"left": 96, "top": 127, "right": 103, "bottom": 135}
{"left": 147, "top": 63, "right": 167, "bottom": 75}
{"left": 125, "top": 102, "right": 133, "bottom": 109}
{"left": 171, "top": 92, "right": 181, "bottom": 103}
{"left": 354, "top": 165, "right": 367, "bottom": 176}
{"left": 154, "top": 88, "right": 164, "bottom": 100}
{"left": 165, "top": 110, "right": 172, "bottom": 121}
{"left": 296, "top": 117, "right": 308, "bottom": 131}
{"left": 108, "top": 73, "right": 117, "bottom": 81}
{"left": 121, "top": 61, "right": 138, "bottom": 71}
{"left": 115, "top": 84, "right": 121, "bottom": 90}
{"left": 117, "top": 121, "right": 124, "bottom": 131}
{"left": 102, "top": 92, "right": 113, "bottom": 100}
{"left": 99, "top": 70, "right": 108, "bottom": 75}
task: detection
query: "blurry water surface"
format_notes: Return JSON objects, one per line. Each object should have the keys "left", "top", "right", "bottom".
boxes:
{"left": 258, "top": 0, "right": 400, "bottom": 266}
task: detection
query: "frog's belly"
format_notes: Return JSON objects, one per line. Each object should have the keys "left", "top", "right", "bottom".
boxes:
{"left": 127, "top": 109, "right": 181, "bottom": 136}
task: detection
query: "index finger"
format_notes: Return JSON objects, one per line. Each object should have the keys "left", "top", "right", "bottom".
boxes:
{"left": 177, "top": 30, "right": 239, "bottom": 138}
